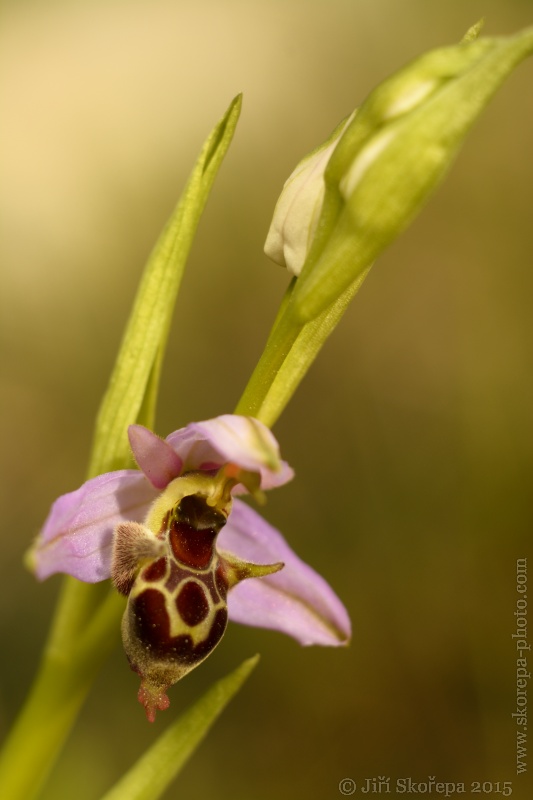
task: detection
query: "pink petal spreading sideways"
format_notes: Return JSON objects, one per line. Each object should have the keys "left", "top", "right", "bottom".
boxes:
{"left": 30, "top": 414, "right": 351, "bottom": 718}
{"left": 220, "top": 500, "right": 351, "bottom": 646}
{"left": 31, "top": 471, "right": 157, "bottom": 582}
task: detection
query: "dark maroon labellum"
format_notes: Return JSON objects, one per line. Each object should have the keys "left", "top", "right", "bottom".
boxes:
{"left": 112, "top": 489, "right": 282, "bottom": 722}
{"left": 115, "top": 494, "right": 230, "bottom": 721}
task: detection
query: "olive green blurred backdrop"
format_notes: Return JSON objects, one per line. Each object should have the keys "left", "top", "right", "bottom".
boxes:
{"left": 1, "top": 0, "right": 532, "bottom": 798}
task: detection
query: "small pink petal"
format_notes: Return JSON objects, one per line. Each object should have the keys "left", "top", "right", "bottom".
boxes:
{"left": 165, "top": 415, "right": 293, "bottom": 490}
{"left": 128, "top": 425, "right": 183, "bottom": 489}
{"left": 32, "top": 471, "right": 157, "bottom": 582}
{"left": 219, "top": 499, "right": 351, "bottom": 647}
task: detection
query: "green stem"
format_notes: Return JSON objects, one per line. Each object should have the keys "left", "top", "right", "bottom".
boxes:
{"left": 234, "top": 306, "right": 303, "bottom": 421}
{"left": 235, "top": 267, "right": 370, "bottom": 428}
{"left": 47, "top": 579, "right": 109, "bottom": 654}
{"left": 0, "top": 589, "right": 123, "bottom": 800}
{"left": 256, "top": 269, "right": 370, "bottom": 427}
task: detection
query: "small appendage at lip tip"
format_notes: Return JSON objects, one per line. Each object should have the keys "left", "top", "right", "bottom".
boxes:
{"left": 138, "top": 681, "right": 170, "bottom": 723}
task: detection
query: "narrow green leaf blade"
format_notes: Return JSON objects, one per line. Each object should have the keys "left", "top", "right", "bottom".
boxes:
{"left": 0, "top": 98, "right": 242, "bottom": 800}
{"left": 88, "top": 94, "right": 242, "bottom": 477}
{"left": 100, "top": 656, "right": 259, "bottom": 800}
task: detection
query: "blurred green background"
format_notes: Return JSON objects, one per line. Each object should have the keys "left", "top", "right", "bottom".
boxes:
{"left": 1, "top": 0, "right": 532, "bottom": 798}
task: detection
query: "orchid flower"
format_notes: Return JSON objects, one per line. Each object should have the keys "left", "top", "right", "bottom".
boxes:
{"left": 29, "top": 414, "right": 350, "bottom": 721}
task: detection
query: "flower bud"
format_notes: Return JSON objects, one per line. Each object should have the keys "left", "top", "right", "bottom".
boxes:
{"left": 265, "top": 24, "right": 533, "bottom": 323}
{"left": 264, "top": 114, "right": 354, "bottom": 276}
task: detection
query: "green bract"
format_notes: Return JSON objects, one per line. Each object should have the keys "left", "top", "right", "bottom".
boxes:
{"left": 239, "top": 23, "right": 533, "bottom": 427}
{"left": 286, "top": 25, "right": 533, "bottom": 321}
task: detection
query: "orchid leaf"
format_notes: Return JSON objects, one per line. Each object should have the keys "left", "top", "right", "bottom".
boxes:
{"left": 88, "top": 94, "right": 242, "bottom": 478}
{"left": 100, "top": 656, "right": 259, "bottom": 800}
{"left": 0, "top": 99, "right": 242, "bottom": 800}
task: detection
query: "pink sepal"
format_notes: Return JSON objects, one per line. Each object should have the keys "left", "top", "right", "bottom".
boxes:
{"left": 33, "top": 471, "right": 157, "bottom": 582}
{"left": 219, "top": 500, "right": 351, "bottom": 647}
